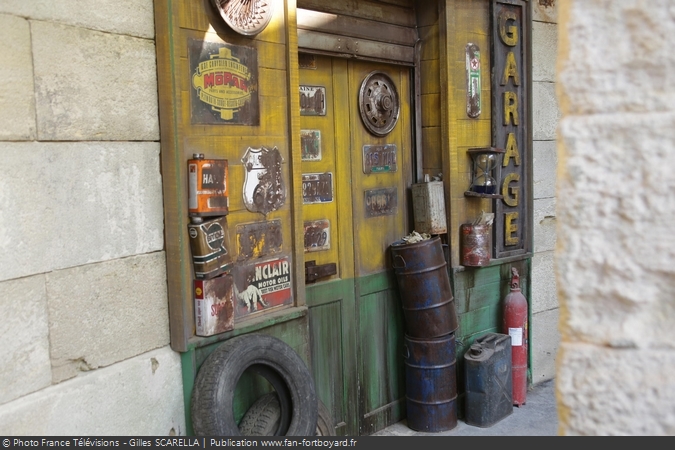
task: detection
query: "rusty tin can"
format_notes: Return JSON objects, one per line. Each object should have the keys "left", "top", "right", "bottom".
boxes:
{"left": 188, "top": 153, "right": 229, "bottom": 217}
{"left": 460, "top": 223, "right": 492, "bottom": 267}
{"left": 188, "top": 216, "right": 233, "bottom": 279}
{"left": 194, "top": 274, "right": 235, "bottom": 337}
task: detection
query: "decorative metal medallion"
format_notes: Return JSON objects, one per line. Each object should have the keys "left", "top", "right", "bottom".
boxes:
{"left": 211, "top": 0, "right": 275, "bottom": 36}
{"left": 358, "top": 71, "right": 400, "bottom": 137}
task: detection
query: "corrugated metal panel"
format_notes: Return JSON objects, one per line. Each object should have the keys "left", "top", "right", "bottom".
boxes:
{"left": 297, "top": 8, "right": 417, "bottom": 65}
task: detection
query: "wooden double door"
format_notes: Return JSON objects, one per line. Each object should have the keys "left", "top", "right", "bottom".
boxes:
{"left": 299, "top": 55, "right": 413, "bottom": 435}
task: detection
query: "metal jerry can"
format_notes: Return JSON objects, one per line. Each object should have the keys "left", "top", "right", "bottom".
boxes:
{"left": 187, "top": 216, "right": 233, "bottom": 279}
{"left": 188, "top": 153, "right": 229, "bottom": 217}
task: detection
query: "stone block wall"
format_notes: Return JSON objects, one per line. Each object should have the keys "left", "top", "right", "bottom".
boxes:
{"left": 556, "top": 0, "right": 675, "bottom": 435}
{"left": 530, "top": 0, "right": 561, "bottom": 384}
{"left": 0, "top": 0, "right": 185, "bottom": 435}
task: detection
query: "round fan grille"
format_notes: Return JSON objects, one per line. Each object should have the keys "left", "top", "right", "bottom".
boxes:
{"left": 212, "top": 0, "right": 275, "bottom": 36}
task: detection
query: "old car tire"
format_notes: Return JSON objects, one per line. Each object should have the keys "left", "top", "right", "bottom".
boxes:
{"left": 239, "top": 393, "right": 336, "bottom": 436}
{"left": 191, "top": 334, "right": 318, "bottom": 436}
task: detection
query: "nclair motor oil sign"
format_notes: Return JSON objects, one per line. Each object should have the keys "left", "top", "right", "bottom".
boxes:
{"left": 233, "top": 256, "right": 292, "bottom": 320}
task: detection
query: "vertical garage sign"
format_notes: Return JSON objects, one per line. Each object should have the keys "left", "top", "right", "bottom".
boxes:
{"left": 491, "top": 0, "right": 530, "bottom": 259}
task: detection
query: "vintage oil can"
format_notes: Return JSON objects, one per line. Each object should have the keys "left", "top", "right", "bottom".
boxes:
{"left": 194, "top": 273, "right": 234, "bottom": 337}
{"left": 188, "top": 216, "right": 233, "bottom": 279}
{"left": 188, "top": 153, "right": 229, "bottom": 217}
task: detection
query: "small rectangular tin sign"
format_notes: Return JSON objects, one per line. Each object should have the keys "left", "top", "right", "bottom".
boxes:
{"left": 364, "top": 187, "right": 398, "bottom": 217}
{"left": 466, "top": 43, "right": 482, "bottom": 118}
{"left": 233, "top": 256, "right": 293, "bottom": 320}
{"left": 303, "top": 219, "right": 331, "bottom": 252}
{"left": 300, "top": 85, "right": 326, "bottom": 116}
{"left": 302, "top": 172, "right": 333, "bottom": 204}
{"left": 235, "top": 220, "right": 283, "bottom": 262}
{"left": 363, "top": 144, "right": 397, "bottom": 174}
{"left": 301, "top": 130, "right": 322, "bottom": 161}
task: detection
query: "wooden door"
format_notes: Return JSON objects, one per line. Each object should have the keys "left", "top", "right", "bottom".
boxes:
{"left": 300, "top": 55, "right": 412, "bottom": 436}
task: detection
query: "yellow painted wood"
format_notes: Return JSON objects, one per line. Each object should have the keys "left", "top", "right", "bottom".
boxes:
{"left": 297, "top": 0, "right": 416, "bottom": 27}
{"left": 155, "top": 0, "right": 303, "bottom": 352}
{"left": 439, "top": 0, "right": 493, "bottom": 268}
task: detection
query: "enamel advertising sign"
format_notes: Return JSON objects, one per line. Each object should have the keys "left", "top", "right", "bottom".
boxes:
{"left": 233, "top": 256, "right": 293, "bottom": 320}
{"left": 189, "top": 38, "right": 259, "bottom": 125}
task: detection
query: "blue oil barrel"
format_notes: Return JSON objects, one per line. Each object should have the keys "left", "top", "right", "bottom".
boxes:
{"left": 463, "top": 333, "right": 513, "bottom": 427}
{"left": 403, "top": 333, "right": 458, "bottom": 432}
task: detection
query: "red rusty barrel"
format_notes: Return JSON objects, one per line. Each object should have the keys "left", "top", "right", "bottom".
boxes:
{"left": 390, "top": 236, "right": 458, "bottom": 338}
{"left": 403, "top": 333, "right": 458, "bottom": 432}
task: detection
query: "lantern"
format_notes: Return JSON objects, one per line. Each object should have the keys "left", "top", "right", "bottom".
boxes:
{"left": 465, "top": 147, "right": 505, "bottom": 198}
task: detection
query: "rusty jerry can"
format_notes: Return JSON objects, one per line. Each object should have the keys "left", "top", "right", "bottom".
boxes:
{"left": 187, "top": 216, "right": 233, "bottom": 279}
{"left": 188, "top": 153, "right": 229, "bottom": 217}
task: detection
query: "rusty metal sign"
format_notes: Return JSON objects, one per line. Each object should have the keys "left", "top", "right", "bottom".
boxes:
{"left": 241, "top": 146, "right": 286, "bottom": 215}
{"left": 466, "top": 43, "right": 482, "bottom": 118}
{"left": 233, "top": 255, "right": 293, "bottom": 321}
{"left": 303, "top": 219, "right": 331, "bottom": 252}
{"left": 188, "top": 39, "right": 259, "bottom": 125}
{"left": 301, "top": 129, "right": 322, "bottom": 161}
{"left": 491, "top": 0, "right": 530, "bottom": 259}
{"left": 298, "top": 52, "right": 317, "bottom": 70}
{"left": 300, "top": 85, "right": 326, "bottom": 116}
{"left": 235, "top": 219, "right": 283, "bottom": 262}
{"left": 364, "top": 187, "right": 398, "bottom": 217}
{"left": 302, "top": 172, "right": 333, "bottom": 204}
{"left": 363, "top": 144, "right": 397, "bottom": 174}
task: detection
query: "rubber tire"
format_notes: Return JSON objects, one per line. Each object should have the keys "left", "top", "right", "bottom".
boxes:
{"left": 239, "top": 393, "right": 336, "bottom": 436}
{"left": 191, "top": 334, "right": 318, "bottom": 436}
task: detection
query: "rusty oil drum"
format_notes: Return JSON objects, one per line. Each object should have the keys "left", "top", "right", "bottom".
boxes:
{"left": 390, "top": 236, "right": 458, "bottom": 338}
{"left": 403, "top": 333, "right": 458, "bottom": 432}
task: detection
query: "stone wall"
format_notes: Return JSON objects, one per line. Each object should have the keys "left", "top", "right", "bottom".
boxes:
{"left": 531, "top": 0, "right": 561, "bottom": 383}
{"left": 556, "top": 0, "right": 675, "bottom": 435}
{"left": 0, "top": 0, "right": 185, "bottom": 435}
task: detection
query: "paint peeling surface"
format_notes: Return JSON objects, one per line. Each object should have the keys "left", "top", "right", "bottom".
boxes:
{"left": 233, "top": 256, "right": 293, "bottom": 320}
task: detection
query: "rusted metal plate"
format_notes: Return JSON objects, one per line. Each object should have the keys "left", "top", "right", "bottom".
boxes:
{"left": 232, "top": 255, "right": 293, "bottom": 320}
{"left": 241, "top": 146, "right": 286, "bottom": 215}
{"left": 188, "top": 38, "right": 259, "bottom": 125}
{"left": 491, "top": 0, "right": 530, "bottom": 259}
{"left": 466, "top": 43, "right": 482, "bottom": 118}
{"left": 305, "top": 261, "right": 337, "bottom": 283}
{"left": 298, "top": 52, "right": 317, "bottom": 69}
{"left": 302, "top": 172, "right": 333, "bottom": 204}
{"left": 363, "top": 144, "right": 397, "bottom": 174}
{"left": 235, "top": 220, "right": 283, "bottom": 261}
{"left": 301, "top": 129, "right": 322, "bottom": 161}
{"left": 364, "top": 187, "right": 398, "bottom": 217}
{"left": 300, "top": 85, "right": 326, "bottom": 116}
{"left": 303, "top": 219, "right": 331, "bottom": 252}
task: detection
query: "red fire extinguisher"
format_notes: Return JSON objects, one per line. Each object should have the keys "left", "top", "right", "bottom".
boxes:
{"left": 503, "top": 267, "right": 528, "bottom": 406}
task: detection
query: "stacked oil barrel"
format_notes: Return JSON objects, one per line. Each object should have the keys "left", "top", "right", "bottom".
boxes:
{"left": 390, "top": 235, "right": 459, "bottom": 432}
